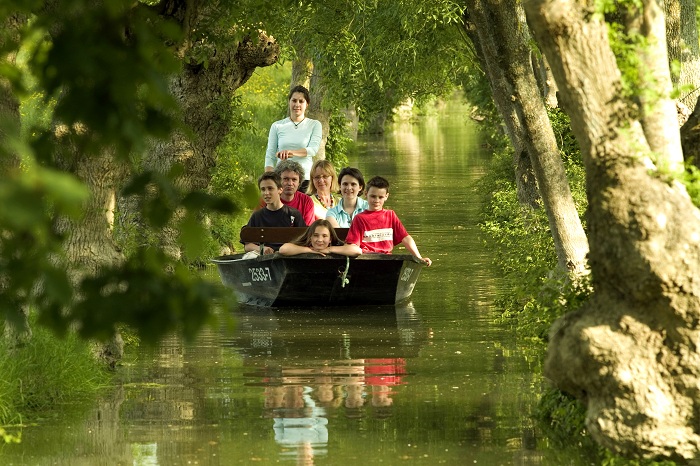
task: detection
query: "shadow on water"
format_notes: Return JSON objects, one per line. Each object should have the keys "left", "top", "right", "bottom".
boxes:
{"left": 229, "top": 303, "right": 426, "bottom": 359}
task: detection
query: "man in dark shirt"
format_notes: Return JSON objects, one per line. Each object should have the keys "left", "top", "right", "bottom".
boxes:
{"left": 243, "top": 172, "right": 306, "bottom": 255}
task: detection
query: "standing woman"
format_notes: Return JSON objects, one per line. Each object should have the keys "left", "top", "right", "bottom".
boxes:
{"left": 326, "top": 167, "right": 369, "bottom": 228}
{"left": 307, "top": 159, "right": 339, "bottom": 220}
{"left": 265, "top": 85, "right": 322, "bottom": 192}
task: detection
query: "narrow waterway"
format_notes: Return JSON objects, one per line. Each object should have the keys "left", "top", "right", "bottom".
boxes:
{"left": 0, "top": 100, "right": 592, "bottom": 465}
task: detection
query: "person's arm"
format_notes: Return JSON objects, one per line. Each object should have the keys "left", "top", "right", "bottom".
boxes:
{"left": 301, "top": 196, "right": 316, "bottom": 226}
{"left": 326, "top": 215, "right": 340, "bottom": 228}
{"left": 327, "top": 243, "right": 362, "bottom": 257}
{"left": 265, "top": 122, "right": 279, "bottom": 169}
{"left": 276, "top": 148, "right": 307, "bottom": 160}
{"left": 400, "top": 235, "right": 432, "bottom": 266}
{"left": 326, "top": 206, "right": 343, "bottom": 228}
{"left": 276, "top": 120, "right": 321, "bottom": 159}
{"left": 279, "top": 243, "right": 317, "bottom": 256}
{"left": 280, "top": 242, "right": 361, "bottom": 257}
{"left": 344, "top": 221, "right": 362, "bottom": 250}
{"left": 304, "top": 120, "right": 322, "bottom": 157}
{"left": 245, "top": 242, "right": 274, "bottom": 255}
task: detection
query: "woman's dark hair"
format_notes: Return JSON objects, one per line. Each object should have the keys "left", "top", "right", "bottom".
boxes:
{"left": 288, "top": 85, "right": 311, "bottom": 106}
{"left": 337, "top": 167, "right": 366, "bottom": 196}
{"left": 292, "top": 219, "right": 344, "bottom": 247}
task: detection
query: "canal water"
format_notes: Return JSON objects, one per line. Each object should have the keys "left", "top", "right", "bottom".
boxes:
{"left": 0, "top": 100, "right": 591, "bottom": 465}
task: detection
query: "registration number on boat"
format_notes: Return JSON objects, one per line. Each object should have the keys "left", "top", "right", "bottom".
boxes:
{"left": 248, "top": 267, "right": 272, "bottom": 282}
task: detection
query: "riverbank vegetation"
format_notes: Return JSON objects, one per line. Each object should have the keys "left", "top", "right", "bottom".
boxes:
{"left": 0, "top": 325, "right": 110, "bottom": 443}
{"left": 475, "top": 79, "right": 682, "bottom": 466}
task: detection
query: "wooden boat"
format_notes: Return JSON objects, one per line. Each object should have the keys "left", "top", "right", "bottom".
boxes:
{"left": 212, "top": 227, "right": 425, "bottom": 307}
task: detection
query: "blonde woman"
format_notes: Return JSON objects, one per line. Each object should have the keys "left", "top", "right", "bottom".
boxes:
{"left": 306, "top": 160, "right": 339, "bottom": 220}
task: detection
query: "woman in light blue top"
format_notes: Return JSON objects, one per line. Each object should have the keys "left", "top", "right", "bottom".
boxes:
{"left": 326, "top": 167, "right": 369, "bottom": 228}
{"left": 265, "top": 85, "right": 323, "bottom": 192}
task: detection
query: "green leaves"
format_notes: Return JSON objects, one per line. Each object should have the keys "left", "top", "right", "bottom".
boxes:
{"left": 23, "top": 1, "right": 182, "bottom": 159}
{"left": 70, "top": 248, "right": 222, "bottom": 345}
{"left": 274, "top": 0, "right": 468, "bottom": 128}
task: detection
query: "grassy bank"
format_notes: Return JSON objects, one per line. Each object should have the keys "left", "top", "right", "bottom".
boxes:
{"left": 0, "top": 325, "right": 110, "bottom": 443}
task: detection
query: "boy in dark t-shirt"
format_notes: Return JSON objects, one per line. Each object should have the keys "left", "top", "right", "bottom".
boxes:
{"left": 243, "top": 172, "right": 306, "bottom": 255}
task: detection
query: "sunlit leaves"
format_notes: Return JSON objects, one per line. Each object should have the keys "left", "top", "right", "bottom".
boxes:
{"left": 0, "top": 427, "right": 21, "bottom": 445}
{"left": 23, "top": 0, "right": 181, "bottom": 159}
{"left": 281, "top": 0, "right": 468, "bottom": 126}
{"left": 0, "top": 1, "right": 254, "bottom": 346}
{"left": 122, "top": 166, "right": 237, "bottom": 227}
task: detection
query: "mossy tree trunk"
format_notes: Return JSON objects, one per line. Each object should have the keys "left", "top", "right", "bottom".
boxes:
{"left": 140, "top": 1, "right": 280, "bottom": 259}
{"left": 461, "top": 6, "right": 541, "bottom": 210}
{"left": 525, "top": 0, "right": 700, "bottom": 458}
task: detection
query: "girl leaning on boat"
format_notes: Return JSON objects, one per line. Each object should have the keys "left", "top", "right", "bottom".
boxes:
{"left": 279, "top": 219, "right": 361, "bottom": 257}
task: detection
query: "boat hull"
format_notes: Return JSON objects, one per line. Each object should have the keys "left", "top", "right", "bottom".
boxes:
{"left": 212, "top": 253, "right": 424, "bottom": 307}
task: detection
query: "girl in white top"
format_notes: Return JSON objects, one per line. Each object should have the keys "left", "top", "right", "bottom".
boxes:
{"left": 265, "top": 85, "right": 322, "bottom": 190}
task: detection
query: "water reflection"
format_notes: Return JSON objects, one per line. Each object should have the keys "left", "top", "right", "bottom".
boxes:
{"left": 229, "top": 303, "right": 427, "bottom": 464}
{"left": 0, "top": 100, "right": 594, "bottom": 465}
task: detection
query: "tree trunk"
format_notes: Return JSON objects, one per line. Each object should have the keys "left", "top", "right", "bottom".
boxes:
{"left": 532, "top": 53, "right": 559, "bottom": 109}
{"left": 1, "top": 14, "right": 32, "bottom": 345}
{"left": 681, "top": 95, "right": 700, "bottom": 163}
{"left": 525, "top": 0, "right": 700, "bottom": 458}
{"left": 308, "top": 62, "right": 329, "bottom": 160}
{"left": 461, "top": 6, "right": 540, "bottom": 209}
{"left": 465, "top": 0, "right": 589, "bottom": 274}
{"left": 291, "top": 46, "right": 313, "bottom": 89}
{"left": 291, "top": 47, "right": 329, "bottom": 160}
{"left": 628, "top": 0, "right": 684, "bottom": 172}
{"left": 665, "top": 0, "right": 700, "bottom": 108}
{"left": 143, "top": 30, "right": 280, "bottom": 259}
{"left": 54, "top": 136, "right": 125, "bottom": 272}
{"left": 53, "top": 133, "right": 127, "bottom": 367}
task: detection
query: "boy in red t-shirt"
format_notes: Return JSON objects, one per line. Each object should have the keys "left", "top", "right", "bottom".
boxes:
{"left": 345, "top": 176, "right": 431, "bottom": 266}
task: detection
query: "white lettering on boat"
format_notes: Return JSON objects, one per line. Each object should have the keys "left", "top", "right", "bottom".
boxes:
{"left": 249, "top": 267, "right": 272, "bottom": 282}
{"left": 400, "top": 267, "right": 413, "bottom": 282}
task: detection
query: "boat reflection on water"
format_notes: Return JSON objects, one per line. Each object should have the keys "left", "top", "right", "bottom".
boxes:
{"left": 226, "top": 303, "right": 428, "bottom": 464}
